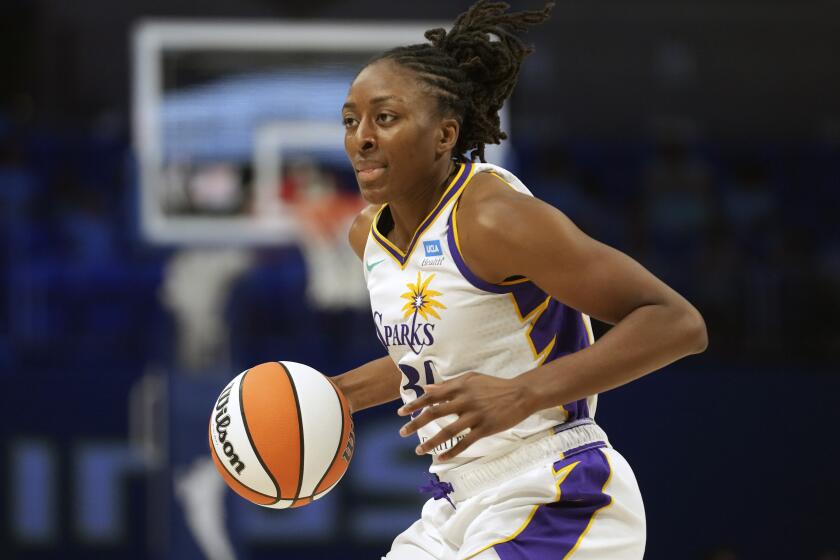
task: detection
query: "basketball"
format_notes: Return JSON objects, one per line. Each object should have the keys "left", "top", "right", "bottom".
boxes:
{"left": 208, "top": 361, "right": 354, "bottom": 509}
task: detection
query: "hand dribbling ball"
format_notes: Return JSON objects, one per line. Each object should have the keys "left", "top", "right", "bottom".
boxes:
{"left": 209, "top": 361, "right": 354, "bottom": 508}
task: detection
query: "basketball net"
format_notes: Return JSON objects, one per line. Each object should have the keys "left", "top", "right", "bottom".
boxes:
{"left": 285, "top": 160, "right": 368, "bottom": 311}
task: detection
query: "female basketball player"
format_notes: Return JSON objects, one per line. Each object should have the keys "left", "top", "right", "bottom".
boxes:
{"left": 334, "top": 2, "right": 707, "bottom": 558}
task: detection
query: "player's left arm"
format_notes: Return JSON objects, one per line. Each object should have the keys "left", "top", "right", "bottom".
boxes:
{"left": 399, "top": 173, "right": 708, "bottom": 459}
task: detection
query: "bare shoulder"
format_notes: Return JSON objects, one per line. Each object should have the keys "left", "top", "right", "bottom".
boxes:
{"left": 457, "top": 170, "right": 694, "bottom": 328}
{"left": 456, "top": 171, "right": 559, "bottom": 283}
{"left": 458, "top": 171, "right": 549, "bottom": 231}
{"left": 348, "top": 204, "right": 381, "bottom": 260}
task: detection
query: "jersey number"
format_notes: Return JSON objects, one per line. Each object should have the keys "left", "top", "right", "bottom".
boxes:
{"left": 399, "top": 361, "right": 436, "bottom": 418}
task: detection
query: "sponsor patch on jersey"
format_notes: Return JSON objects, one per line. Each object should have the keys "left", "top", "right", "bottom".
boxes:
{"left": 423, "top": 240, "right": 443, "bottom": 257}
{"left": 421, "top": 256, "right": 445, "bottom": 267}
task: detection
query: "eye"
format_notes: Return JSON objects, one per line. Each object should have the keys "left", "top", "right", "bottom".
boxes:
{"left": 377, "top": 113, "right": 397, "bottom": 124}
{"left": 342, "top": 116, "right": 358, "bottom": 128}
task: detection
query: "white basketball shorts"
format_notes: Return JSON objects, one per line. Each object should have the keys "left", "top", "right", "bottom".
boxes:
{"left": 383, "top": 422, "right": 646, "bottom": 559}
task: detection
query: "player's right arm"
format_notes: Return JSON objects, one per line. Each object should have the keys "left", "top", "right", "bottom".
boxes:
{"left": 333, "top": 357, "right": 401, "bottom": 413}
{"left": 333, "top": 205, "right": 402, "bottom": 413}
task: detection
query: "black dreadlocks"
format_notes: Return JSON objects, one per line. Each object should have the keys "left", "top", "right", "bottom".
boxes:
{"left": 370, "top": 0, "right": 554, "bottom": 162}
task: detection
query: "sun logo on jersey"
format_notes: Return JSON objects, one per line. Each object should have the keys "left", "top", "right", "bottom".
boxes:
{"left": 401, "top": 272, "right": 446, "bottom": 321}
{"left": 372, "top": 272, "right": 443, "bottom": 353}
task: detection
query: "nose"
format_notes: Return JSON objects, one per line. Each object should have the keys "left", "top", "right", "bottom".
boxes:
{"left": 355, "top": 117, "right": 376, "bottom": 153}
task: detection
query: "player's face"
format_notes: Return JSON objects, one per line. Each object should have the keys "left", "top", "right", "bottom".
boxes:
{"left": 342, "top": 59, "right": 450, "bottom": 205}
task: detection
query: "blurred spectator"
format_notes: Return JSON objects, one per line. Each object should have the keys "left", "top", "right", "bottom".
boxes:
{"left": 641, "top": 126, "right": 717, "bottom": 260}
{"left": 694, "top": 224, "right": 741, "bottom": 357}
{"left": 534, "top": 147, "right": 630, "bottom": 249}
{"left": 54, "top": 170, "right": 115, "bottom": 264}
{"left": 638, "top": 124, "right": 719, "bottom": 326}
{"left": 718, "top": 156, "right": 786, "bottom": 360}
{"left": 722, "top": 157, "right": 778, "bottom": 259}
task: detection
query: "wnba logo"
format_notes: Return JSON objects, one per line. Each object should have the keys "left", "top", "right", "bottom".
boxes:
{"left": 213, "top": 384, "right": 246, "bottom": 475}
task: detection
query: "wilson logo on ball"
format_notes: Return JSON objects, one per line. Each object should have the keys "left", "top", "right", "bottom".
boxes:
{"left": 213, "top": 384, "right": 246, "bottom": 475}
{"left": 342, "top": 430, "right": 356, "bottom": 463}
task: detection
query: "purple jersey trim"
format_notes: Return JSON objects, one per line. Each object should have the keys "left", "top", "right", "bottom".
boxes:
{"left": 539, "top": 307, "right": 593, "bottom": 420}
{"left": 561, "top": 399, "right": 590, "bottom": 422}
{"left": 446, "top": 183, "right": 593, "bottom": 420}
{"left": 445, "top": 203, "right": 510, "bottom": 294}
{"left": 371, "top": 162, "right": 473, "bottom": 267}
{"left": 493, "top": 447, "right": 613, "bottom": 560}
{"left": 372, "top": 220, "right": 406, "bottom": 264}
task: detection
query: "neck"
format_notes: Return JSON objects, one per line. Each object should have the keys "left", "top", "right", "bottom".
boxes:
{"left": 387, "top": 159, "right": 458, "bottom": 249}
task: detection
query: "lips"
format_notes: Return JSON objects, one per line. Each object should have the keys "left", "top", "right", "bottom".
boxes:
{"left": 355, "top": 161, "right": 387, "bottom": 183}
{"left": 355, "top": 161, "right": 386, "bottom": 172}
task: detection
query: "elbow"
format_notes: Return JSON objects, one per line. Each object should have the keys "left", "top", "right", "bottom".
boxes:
{"left": 682, "top": 304, "right": 708, "bottom": 355}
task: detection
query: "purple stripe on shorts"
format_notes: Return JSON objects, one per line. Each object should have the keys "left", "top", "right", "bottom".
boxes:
{"left": 493, "top": 447, "right": 612, "bottom": 560}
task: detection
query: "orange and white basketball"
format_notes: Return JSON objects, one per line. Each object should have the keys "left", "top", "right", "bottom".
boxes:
{"left": 208, "top": 361, "right": 354, "bottom": 508}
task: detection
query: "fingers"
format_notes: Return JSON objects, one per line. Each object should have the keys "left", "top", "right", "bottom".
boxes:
{"left": 397, "top": 382, "right": 454, "bottom": 417}
{"left": 437, "top": 430, "right": 480, "bottom": 460}
{"left": 414, "top": 416, "right": 476, "bottom": 456}
{"left": 399, "top": 400, "right": 458, "bottom": 437}
{"left": 394, "top": 372, "right": 490, "bottom": 459}
{"left": 397, "top": 372, "right": 478, "bottom": 417}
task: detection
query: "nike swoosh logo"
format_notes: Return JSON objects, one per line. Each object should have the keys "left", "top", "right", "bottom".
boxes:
{"left": 366, "top": 258, "right": 385, "bottom": 272}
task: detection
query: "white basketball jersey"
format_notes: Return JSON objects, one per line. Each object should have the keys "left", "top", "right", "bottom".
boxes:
{"left": 363, "top": 162, "right": 598, "bottom": 473}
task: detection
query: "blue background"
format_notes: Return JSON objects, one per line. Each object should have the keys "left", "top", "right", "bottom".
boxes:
{"left": 1, "top": 1, "right": 839, "bottom": 559}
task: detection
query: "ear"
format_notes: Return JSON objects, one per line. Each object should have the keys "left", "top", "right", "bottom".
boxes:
{"left": 436, "top": 117, "right": 460, "bottom": 157}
